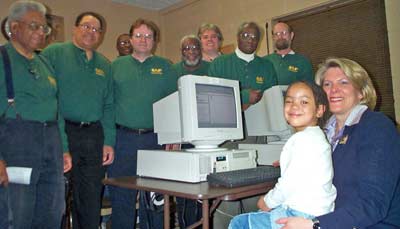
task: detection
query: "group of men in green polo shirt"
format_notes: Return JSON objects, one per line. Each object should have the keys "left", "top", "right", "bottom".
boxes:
{"left": 1, "top": 1, "right": 313, "bottom": 227}
{"left": 111, "top": 19, "right": 313, "bottom": 229}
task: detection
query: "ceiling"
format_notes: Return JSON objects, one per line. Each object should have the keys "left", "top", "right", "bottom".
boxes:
{"left": 112, "top": 0, "right": 183, "bottom": 10}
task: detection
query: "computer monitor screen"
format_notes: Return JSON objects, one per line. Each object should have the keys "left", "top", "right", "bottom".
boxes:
{"left": 244, "top": 85, "right": 293, "bottom": 140}
{"left": 196, "top": 84, "right": 237, "bottom": 128}
{"left": 153, "top": 75, "right": 243, "bottom": 151}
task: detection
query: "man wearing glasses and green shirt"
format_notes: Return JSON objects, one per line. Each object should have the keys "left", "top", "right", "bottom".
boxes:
{"left": 264, "top": 22, "right": 314, "bottom": 85}
{"left": 109, "top": 18, "right": 178, "bottom": 229}
{"left": 42, "top": 11, "right": 115, "bottom": 229}
{"left": 0, "top": 1, "right": 71, "bottom": 228}
{"left": 209, "top": 21, "right": 277, "bottom": 111}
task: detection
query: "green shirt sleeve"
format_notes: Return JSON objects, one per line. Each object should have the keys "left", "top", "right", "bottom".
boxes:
{"left": 165, "top": 63, "right": 179, "bottom": 94}
{"left": 100, "top": 65, "right": 116, "bottom": 147}
{"left": 302, "top": 58, "right": 314, "bottom": 82}
{"left": 42, "top": 46, "right": 70, "bottom": 153}
{"left": 241, "top": 89, "right": 251, "bottom": 104}
{"left": 57, "top": 109, "right": 69, "bottom": 152}
{"left": 266, "top": 59, "right": 278, "bottom": 87}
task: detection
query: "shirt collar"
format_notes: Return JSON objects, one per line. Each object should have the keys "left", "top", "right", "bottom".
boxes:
{"left": 279, "top": 50, "right": 295, "bottom": 58}
{"left": 235, "top": 47, "right": 254, "bottom": 62}
{"left": 325, "top": 104, "right": 368, "bottom": 150}
{"left": 330, "top": 104, "right": 368, "bottom": 127}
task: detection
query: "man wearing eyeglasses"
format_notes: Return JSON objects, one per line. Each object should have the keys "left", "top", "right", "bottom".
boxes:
{"left": 116, "top": 33, "right": 133, "bottom": 57}
{"left": 264, "top": 22, "right": 313, "bottom": 85}
{"left": 209, "top": 22, "right": 277, "bottom": 110}
{"left": 109, "top": 18, "right": 177, "bottom": 229}
{"left": 173, "top": 35, "right": 209, "bottom": 77}
{"left": 0, "top": 1, "right": 72, "bottom": 228}
{"left": 42, "top": 11, "right": 115, "bottom": 229}
{"left": 171, "top": 34, "right": 209, "bottom": 228}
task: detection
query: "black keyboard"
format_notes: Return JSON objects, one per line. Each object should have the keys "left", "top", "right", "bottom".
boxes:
{"left": 207, "top": 165, "right": 280, "bottom": 188}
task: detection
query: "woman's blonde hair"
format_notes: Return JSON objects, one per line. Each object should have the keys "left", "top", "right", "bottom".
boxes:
{"left": 315, "top": 57, "right": 377, "bottom": 110}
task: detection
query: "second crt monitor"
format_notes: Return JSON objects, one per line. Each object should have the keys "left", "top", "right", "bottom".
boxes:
{"left": 244, "top": 85, "right": 293, "bottom": 140}
{"left": 153, "top": 75, "right": 244, "bottom": 151}
{"left": 240, "top": 85, "right": 293, "bottom": 165}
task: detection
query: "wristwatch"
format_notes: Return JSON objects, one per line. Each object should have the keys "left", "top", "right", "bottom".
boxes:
{"left": 312, "top": 218, "right": 321, "bottom": 229}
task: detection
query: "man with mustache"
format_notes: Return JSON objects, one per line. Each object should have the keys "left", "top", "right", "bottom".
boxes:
{"left": 42, "top": 12, "right": 115, "bottom": 229}
{"left": 173, "top": 35, "right": 209, "bottom": 77}
{"left": 172, "top": 34, "right": 209, "bottom": 228}
{"left": 264, "top": 22, "right": 313, "bottom": 85}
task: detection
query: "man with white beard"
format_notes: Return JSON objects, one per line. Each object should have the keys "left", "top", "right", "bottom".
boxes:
{"left": 172, "top": 35, "right": 209, "bottom": 227}
{"left": 173, "top": 35, "right": 209, "bottom": 77}
{"left": 264, "top": 22, "right": 313, "bottom": 85}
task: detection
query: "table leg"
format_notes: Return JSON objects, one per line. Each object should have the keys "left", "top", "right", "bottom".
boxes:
{"left": 164, "top": 194, "right": 170, "bottom": 229}
{"left": 202, "top": 199, "right": 209, "bottom": 229}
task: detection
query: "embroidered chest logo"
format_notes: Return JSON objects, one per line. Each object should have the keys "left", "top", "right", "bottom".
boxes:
{"left": 288, "top": 65, "right": 299, "bottom": 73}
{"left": 95, "top": 68, "right": 105, "bottom": 77}
{"left": 255, "top": 76, "right": 264, "bottom": 84}
{"left": 47, "top": 76, "right": 57, "bottom": 87}
{"left": 151, "top": 68, "right": 163, "bottom": 75}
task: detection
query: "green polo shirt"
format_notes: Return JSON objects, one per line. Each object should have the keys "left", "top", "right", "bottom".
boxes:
{"left": 42, "top": 42, "right": 115, "bottom": 151}
{"left": 208, "top": 53, "right": 277, "bottom": 104}
{"left": 173, "top": 60, "right": 210, "bottom": 77}
{"left": 264, "top": 53, "right": 313, "bottom": 85}
{"left": 112, "top": 55, "right": 178, "bottom": 129}
{"left": 0, "top": 43, "right": 57, "bottom": 122}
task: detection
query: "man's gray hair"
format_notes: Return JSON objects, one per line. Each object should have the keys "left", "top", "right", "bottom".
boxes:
{"left": 180, "top": 34, "right": 201, "bottom": 48}
{"left": 8, "top": 0, "right": 47, "bottom": 22}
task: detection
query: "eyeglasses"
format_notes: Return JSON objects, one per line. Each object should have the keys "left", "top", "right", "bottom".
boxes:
{"left": 18, "top": 21, "right": 52, "bottom": 35}
{"left": 79, "top": 24, "right": 102, "bottom": 33}
{"left": 273, "top": 30, "right": 289, "bottom": 37}
{"left": 118, "top": 41, "right": 131, "bottom": 46}
{"left": 133, "top": 33, "right": 153, "bottom": 40}
{"left": 182, "top": 45, "right": 199, "bottom": 52}
{"left": 240, "top": 32, "right": 258, "bottom": 41}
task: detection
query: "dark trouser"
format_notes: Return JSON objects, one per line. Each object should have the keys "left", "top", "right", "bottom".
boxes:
{"left": 65, "top": 122, "right": 104, "bottom": 229}
{"left": 108, "top": 128, "right": 163, "bottom": 229}
{"left": 0, "top": 118, "right": 64, "bottom": 229}
{"left": 176, "top": 198, "right": 202, "bottom": 228}
{"left": 139, "top": 190, "right": 164, "bottom": 229}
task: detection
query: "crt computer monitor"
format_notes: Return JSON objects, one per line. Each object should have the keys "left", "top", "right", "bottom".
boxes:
{"left": 153, "top": 75, "right": 243, "bottom": 151}
{"left": 244, "top": 85, "right": 293, "bottom": 141}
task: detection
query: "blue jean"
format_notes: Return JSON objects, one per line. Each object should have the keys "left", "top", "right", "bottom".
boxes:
{"left": 229, "top": 205, "right": 314, "bottom": 229}
{"left": 108, "top": 128, "right": 163, "bottom": 229}
{"left": 0, "top": 184, "right": 10, "bottom": 228}
{"left": 0, "top": 118, "right": 64, "bottom": 229}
